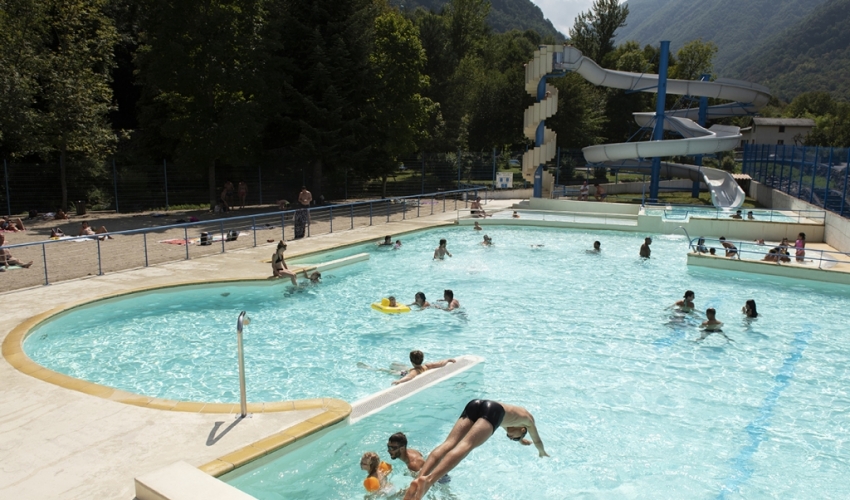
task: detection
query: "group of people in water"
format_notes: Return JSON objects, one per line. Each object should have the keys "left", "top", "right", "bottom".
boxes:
{"left": 695, "top": 233, "right": 807, "bottom": 262}
{"left": 671, "top": 289, "right": 759, "bottom": 341}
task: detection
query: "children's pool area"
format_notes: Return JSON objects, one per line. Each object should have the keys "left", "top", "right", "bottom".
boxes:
{"left": 643, "top": 207, "right": 804, "bottom": 223}
{"left": 21, "top": 225, "right": 850, "bottom": 499}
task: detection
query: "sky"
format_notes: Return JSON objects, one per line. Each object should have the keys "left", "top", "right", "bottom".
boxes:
{"left": 529, "top": 0, "right": 598, "bottom": 37}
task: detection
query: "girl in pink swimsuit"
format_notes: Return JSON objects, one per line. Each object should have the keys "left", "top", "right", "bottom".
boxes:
{"left": 795, "top": 232, "right": 806, "bottom": 262}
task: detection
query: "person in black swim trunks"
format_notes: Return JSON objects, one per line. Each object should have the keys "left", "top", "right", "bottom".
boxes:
{"left": 402, "top": 399, "right": 547, "bottom": 500}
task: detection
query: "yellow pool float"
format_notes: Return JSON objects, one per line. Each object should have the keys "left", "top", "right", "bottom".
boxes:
{"left": 371, "top": 298, "right": 411, "bottom": 314}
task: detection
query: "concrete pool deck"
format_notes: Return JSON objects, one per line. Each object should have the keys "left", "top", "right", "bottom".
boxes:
{"left": 0, "top": 198, "right": 519, "bottom": 500}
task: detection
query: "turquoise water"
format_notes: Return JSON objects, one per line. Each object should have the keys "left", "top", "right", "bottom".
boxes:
{"left": 24, "top": 226, "right": 850, "bottom": 498}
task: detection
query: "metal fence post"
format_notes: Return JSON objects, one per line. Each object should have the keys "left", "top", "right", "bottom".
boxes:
{"left": 144, "top": 232, "right": 150, "bottom": 266}
{"left": 492, "top": 148, "right": 497, "bottom": 187}
{"left": 457, "top": 148, "right": 461, "bottom": 189}
{"left": 386, "top": 199, "right": 390, "bottom": 223}
{"left": 252, "top": 217, "right": 257, "bottom": 246}
{"left": 281, "top": 213, "right": 286, "bottom": 241}
{"left": 220, "top": 221, "right": 226, "bottom": 253}
{"left": 96, "top": 238, "right": 103, "bottom": 276}
{"left": 824, "top": 149, "right": 833, "bottom": 209}
{"left": 4, "top": 159, "right": 11, "bottom": 216}
{"left": 369, "top": 202, "right": 373, "bottom": 226}
{"left": 350, "top": 205, "right": 354, "bottom": 230}
{"left": 112, "top": 158, "right": 120, "bottom": 213}
{"left": 163, "top": 159, "right": 170, "bottom": 210}
{"left": 183, "top": 227, "right": 188, "bottom": 260}
{"left": 42, "top": 243, "right": 49, "bottom": 285}
{"left": 307, "top": 209, "right": 311, "bottom": 237}
{"left": 421, "top": 155, "right": 425, "bottom": 195}
{"left": 841, "top": 148, "right": 850, "bottom": 216}
{"left": 329, "top": 207, "right": 333, "bottom": 233}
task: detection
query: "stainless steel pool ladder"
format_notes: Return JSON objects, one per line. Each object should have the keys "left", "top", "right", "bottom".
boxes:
{"left": 236, "top": 311, "right": 249, "bottom": 418}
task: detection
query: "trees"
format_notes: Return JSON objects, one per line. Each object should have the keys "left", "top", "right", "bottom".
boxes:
{"left": 136, "top": 0, "right": 267, "bottom": 209}
{"left": 671, "top": 39, "right": 718, "bottom": 80}
{"left": 569, "top": 0, "right": 629, "bottom": 64}
{"left": 368, "top": 8, "right": 435, "bottom": 196}
{"left": 0, "top": 0, "right": 118, "bottom": 209}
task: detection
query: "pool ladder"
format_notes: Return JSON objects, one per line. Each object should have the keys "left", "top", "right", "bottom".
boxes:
{"left": 237, "top": 311, "right": 250, "bottom": 418}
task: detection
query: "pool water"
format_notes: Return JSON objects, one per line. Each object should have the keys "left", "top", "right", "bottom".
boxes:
{"left": 24, "top": 226, "right": 850, "bottom": 498}
{"left": 643, "top": 207, "right": 800, "bottom": 223}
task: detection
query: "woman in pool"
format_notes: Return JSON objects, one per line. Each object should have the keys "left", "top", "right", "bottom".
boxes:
{"left": 672, "top": 290, "right": 695, "bottom": 312}
{"left": 271, "top": 241, "right": 298, "bottom": 285}
{"left": 742, "top": 299, "right": 758, "bottom": 318}
{"left": 410, "top": 292, "right": 430, "bottom": 308}
{"left": 360, "top": 451, "right": 392, "bottom": 493}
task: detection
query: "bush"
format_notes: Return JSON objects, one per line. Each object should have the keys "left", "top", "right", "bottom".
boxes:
{"left": 721, "top": 156, "right": 737, "bottom": 172}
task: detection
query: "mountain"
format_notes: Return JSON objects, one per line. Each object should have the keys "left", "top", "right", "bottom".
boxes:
{"left": 391, "top": 0, "right": 564, "bottom": 40}
{"left": 615, "top": 0, "right": 829, "bottom": 72}
{"left": 727, "top": 0, "right": 850, "bottom": 101}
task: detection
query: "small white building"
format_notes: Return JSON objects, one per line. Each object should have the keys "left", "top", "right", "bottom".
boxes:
{"left": 740, "top": 117, "right": 815, "bottom": 147}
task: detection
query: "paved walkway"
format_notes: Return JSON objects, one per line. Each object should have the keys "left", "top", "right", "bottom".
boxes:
{"left": 0, "top": 200, "right": 518, "bottom": 500}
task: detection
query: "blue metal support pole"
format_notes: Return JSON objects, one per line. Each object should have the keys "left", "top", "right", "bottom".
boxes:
{"left": 163, "top": 159, "right": 170, "bottom": 210}
{"left": 533, "top": 76, "right": 548, "bottom": 198}
{"left": 650, "top": 41, "right": 671, "bottom": 201}
{"left": 809, "top": 147, "right": 820, "bottom": 203}
{"left": 823, "top": 148, "right": 833, "bottom": 209}
{"left": 4, "top": 159, "right": 11, "bottom": 216}
{"left": 112, "top": 159, "right": 120, "bottom": 213}
{"left": 693, "top": 74, "right": 710, "bottom": 198}
{"left": 797, "top": 146, "right": 806, "bottom": 198}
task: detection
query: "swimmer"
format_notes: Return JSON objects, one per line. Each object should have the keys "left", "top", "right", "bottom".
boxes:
{"left": 387, "top": 296, "right": 398, "bottom": 307}
{"left": 361, "top": 451, "right": 392, "bottom": 493}
{"left": 672, "top": 290, "right": 695, "bottom": 312}
{"left": 719, "top": 236, "right": 738, "bottom": 258}
{"left": 433, "top": 239, "right": 452, "bottom": 260}
{"left": 747, "top": 211, "right": 755, "bottom": 220}
{"left": 393, "top": 240, "right": 402, "bottom": 249}
{"left": 640, "top": 237, "right": 652, "bottom": 258}
{"left": 387, "top": 432, "right": 425, "bottom": 473}
{"left": 409, "top": 291, "right": 430, "bottom": 308}
{"left": 473, "top": 221, "right": 482, "bottom": 231}
{"left": 730, "top": 210, "right": 743, "bottom": 219}
{"left": 436, "top": 289, "right": 459, "bottom": 311}
{"left": 392, "top": 350, "right": 456, "bottom": 385}
{"left": 402, "top": 400, "right": 547, "bottom": 500}
{"left": 695, "top": 238, "right": 707, "bottom": 253}
{"left": 302, "top": 270, "right": 321, "bottom": 283}
{"left": 586, "top": 241, "right": 601, "bottom": 253}
{"left": 709, "top": 247, "right": 716, "bottom": 256}
{"left": 481, "top": 235, "right": 492, "bottom": 246}
{"left": 530, "top": 244, "right": 544, "bottom": 249}
{"left": 742, "top": 299, "right": 758, "bottom": 318}
{"left": 512, "top": 211, "right": 520, "bottom": 219}
{"left": 378, "top": 235, "right": 393, "bottom": 246}
{"left": 697, "top": 308, "right": 727, "bottom": 341}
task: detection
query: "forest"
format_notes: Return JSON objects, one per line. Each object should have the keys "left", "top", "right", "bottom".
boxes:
{"left": 1, "top": 0, "right": 847, "bottom": 211}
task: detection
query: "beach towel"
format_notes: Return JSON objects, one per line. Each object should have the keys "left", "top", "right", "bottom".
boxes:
{"left": 159, "top": 231, "right": 249, "bottom": 245}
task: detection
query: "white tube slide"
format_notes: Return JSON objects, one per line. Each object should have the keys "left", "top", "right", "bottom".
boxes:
{"left": 522, "top": 45, "right": 770, "bottom": 207}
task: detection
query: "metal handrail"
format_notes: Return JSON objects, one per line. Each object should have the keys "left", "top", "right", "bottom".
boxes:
{"left": 1, "top": 187, "right": 486, "bottom": 288}
{"left": 236, "top": 311, "right": 250, "bottom": 418}
{"left": 688, "top": 236, "right": 850, "bottom": 270}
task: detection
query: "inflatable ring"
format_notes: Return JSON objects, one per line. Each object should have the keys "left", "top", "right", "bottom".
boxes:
{"left": 371, "top": 298, "right": 411, "bottom": 314}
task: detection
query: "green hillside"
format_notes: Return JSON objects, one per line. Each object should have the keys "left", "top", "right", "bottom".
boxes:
{"left": 392, "top": 0, "right": 563, "bottom": 40}
{"left": 727, "top": 0, "right": 850, "bottom": 101}
{"left": 616, "top": 0, "right": 828, "bottom": 72}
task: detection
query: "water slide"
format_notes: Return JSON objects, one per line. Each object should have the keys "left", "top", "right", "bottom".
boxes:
{"left": 522, "top": 45, "right": 771, "bottom": 207}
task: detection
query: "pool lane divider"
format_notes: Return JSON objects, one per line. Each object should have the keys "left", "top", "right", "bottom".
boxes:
{"left": 717, "top": 324, "right": 814, "bottom": 499}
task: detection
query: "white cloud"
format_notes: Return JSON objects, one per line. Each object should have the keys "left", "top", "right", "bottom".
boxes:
{"left": 529, "top": 0, "right": 598, "bottom": 37}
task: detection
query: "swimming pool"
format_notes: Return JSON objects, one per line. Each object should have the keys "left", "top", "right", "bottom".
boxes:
{"left": 643, "top": 207, "right": 801, "bottom": 223}
{"left": 23, "top": 226, "right": 850, "bottom": 498}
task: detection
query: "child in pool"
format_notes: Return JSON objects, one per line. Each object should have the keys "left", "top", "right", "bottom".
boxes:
{"left": 361, "top": 451, "right": 392, "bottom": 493}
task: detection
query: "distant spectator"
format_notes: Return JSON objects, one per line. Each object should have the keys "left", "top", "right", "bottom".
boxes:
{"left": 593, "top": 183, "right": 607, "bottom": 201}
{"left": 795, "top": 232, "right": 806, "bottom": 262}
{"left": 0, "top": 234, "right": 33, "bottom": 268}
{"left": 79, "top": 221, "right": 112, "bottom": 240}
{"left": 238, "top": 181, "right": 248, "bottom": 209}
{"left": 54, "top": 209, "right": 69, "bottom": 220}
{"left": 579, "top": 180, "right": 589, "bottom": 201}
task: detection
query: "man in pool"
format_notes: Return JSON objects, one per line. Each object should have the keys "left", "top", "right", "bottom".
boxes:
{"left": 586, "top": 241, "right": 601, "bottom": 253}
{"left": 402, "top": 399, "right": 548, "bottom": 500}
{"left": 436, "top": 289, "right": 459, "bottom": 311}
{"left": 387, "top": 432, "right": 425, "bottom": 472}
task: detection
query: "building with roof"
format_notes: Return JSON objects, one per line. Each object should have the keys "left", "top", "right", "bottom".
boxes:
{"left": 740, "top": 117, "right": 816, "bottom": 147}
